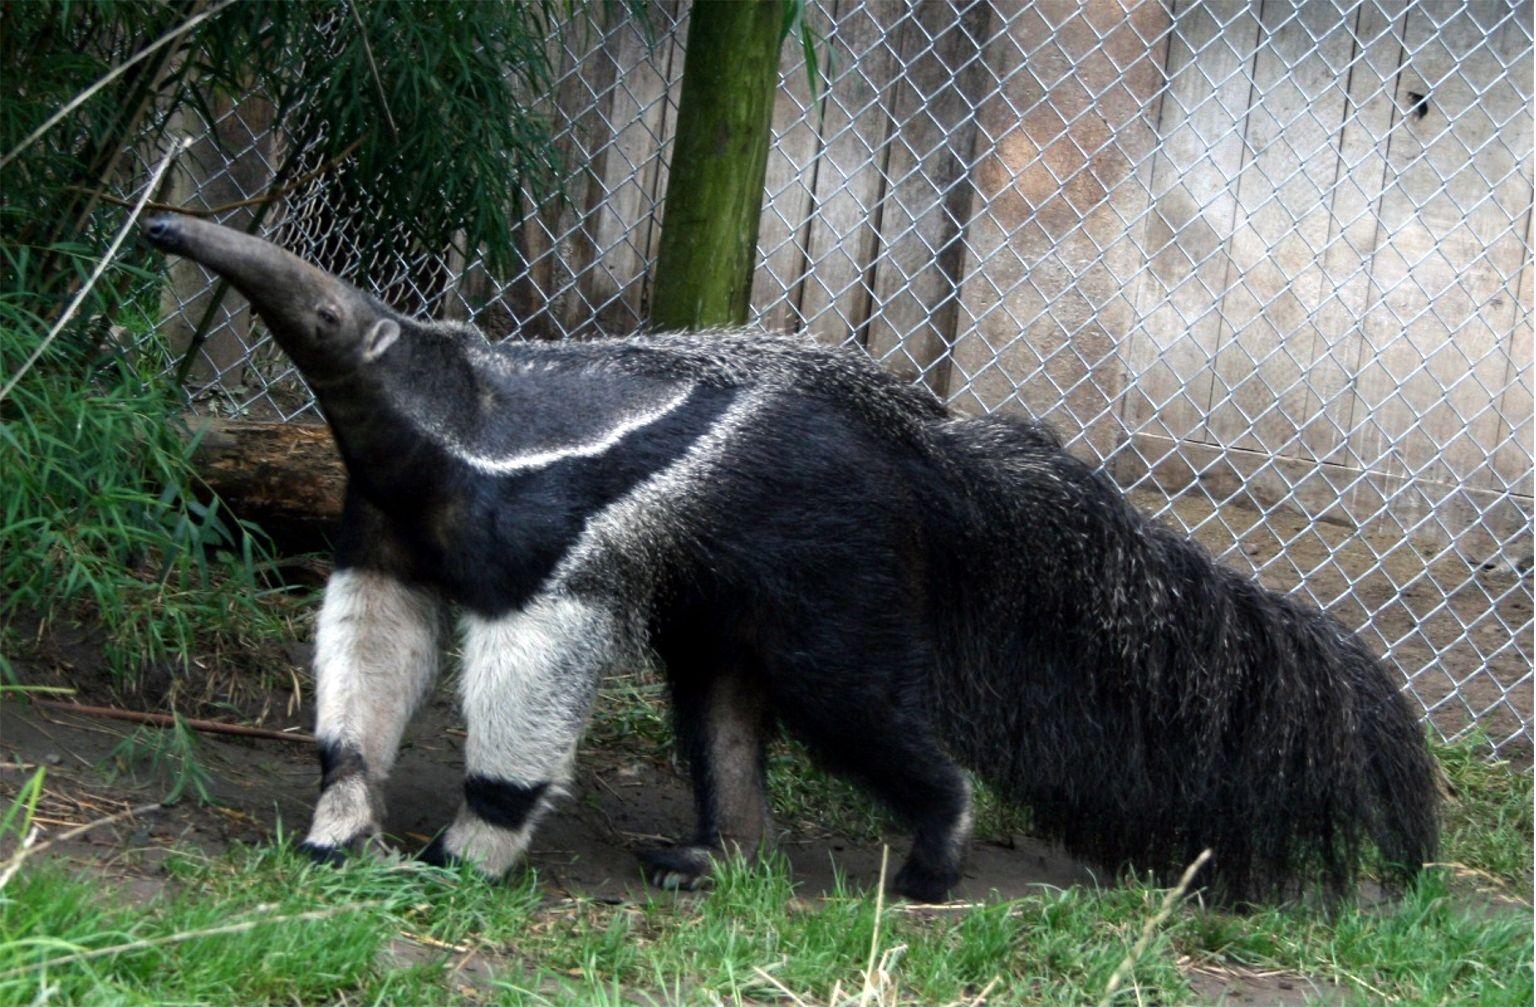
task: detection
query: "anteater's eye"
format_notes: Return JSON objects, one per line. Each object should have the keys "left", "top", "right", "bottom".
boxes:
{"left": 318, "top": 305, "right": 340, "bottom": 326}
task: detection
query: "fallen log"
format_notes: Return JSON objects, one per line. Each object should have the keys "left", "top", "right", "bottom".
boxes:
{"left": 185, "top": 417, "right": 344, "bottom": 553}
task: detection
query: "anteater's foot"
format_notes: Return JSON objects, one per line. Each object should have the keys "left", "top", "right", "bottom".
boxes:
{"left": 893, "top": 856, "right": 960, "bottom": 903}
{"left": 417, "top": 834, "right": 466, "bottom": 870}
{"left": 637, "top": 844, "right": 715, "bottom": 891}
{"left": 297, "top": 834, "right": 372, "bottom": 867}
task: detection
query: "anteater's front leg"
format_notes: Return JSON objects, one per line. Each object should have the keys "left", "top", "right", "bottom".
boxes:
{"left": 421, "top": 592, "right": 610, "bottom": 875}
{"left": 299, "top": 567, "right": 441, "bottom": 861}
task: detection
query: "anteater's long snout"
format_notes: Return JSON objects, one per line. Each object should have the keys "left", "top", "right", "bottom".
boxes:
{"left": 140, "top": 213, "right": 302, "bottom": 287}
{"left": 141, "top": 213, "right": 368, "bottom": 320}
{"left": 142, "top": 213, "right": 182, "bottom": 252}
{"left": 143, "top": 213, "right": 385, "bottom": 378}
{"left": 142, "top": 213, "right": 195, "bottom": 257}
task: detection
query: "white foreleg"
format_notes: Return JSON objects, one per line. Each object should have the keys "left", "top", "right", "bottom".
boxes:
{"left": 301, "top": 568, "right": 441, "bottom": 856}
{"left": 427, "top": 593, "right": 613, "bottom": 876}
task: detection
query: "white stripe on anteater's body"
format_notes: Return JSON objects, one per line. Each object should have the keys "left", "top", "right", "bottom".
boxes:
{"left": 553, "top": 388, "right": 771, "bottom": 601}
{"left": 434, "top": 390, "right": 772, "bottom": 874}
{"left": 415, "top": 383, "right": 697, "bottom": 477}
{"left": 303, "top": 569, "right": 441, "bottom": 852}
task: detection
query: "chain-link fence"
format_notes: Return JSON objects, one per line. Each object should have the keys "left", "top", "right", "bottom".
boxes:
{"left": 141, "top": 0, "right": 1533, "bottom": 755}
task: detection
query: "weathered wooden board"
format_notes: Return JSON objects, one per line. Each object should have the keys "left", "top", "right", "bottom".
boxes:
{"left": 1495, "top": 206, "right": 1535, "bottom": 508}
{"left": 555, "top": 9, "right": 630, "bottom": 337}
{"left": 580, "top": 6, "right": 682, "bottom": 334}
{"left": 949, "top": 0, "right": 1171, "bottom": 455}
{"left": 862, "top": 1, "right": 992, "bottom": 397}
{"left": 1153, "top": 1, "right": 1386, "bottom": 523}
{"left": 1205, "top": 1, "right": 1362, "bottom": 459}
{"left": 160, "top": 91, "right": 278, "bottom": 389}
{"left": 1121, "top": 0, "right": 1261, "bottom": 458}
{"left": 500, "top": 22, "right": 594, "bottom": 340}
{"left": 1307, "top": 0, "right": 1407, "bottom": 475}
{"left": 792, "top": 0, "right": 908, "bottom": 343}
{"left": 1346, "top": 1, "right": 1534, "bottom": 530}
{"left": 749, "top": 4, "right": 828, "bottom": 335}
{"left": 635, "top": 3, "right": 687, "bottom": 320}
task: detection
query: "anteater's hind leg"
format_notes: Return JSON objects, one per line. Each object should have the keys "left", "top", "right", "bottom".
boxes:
{"left": 299, "top": 566, "right": 441, "bottom": 862}
{"left": 771, "top": 623, "right": 974, "bottom": 903}
{"left": 420, "top": 592, "right": 610, "bottom": 876}
{"left": 797, "top": 705, "right": 972, "bottom": 902}
{"left": 638, "top": 665, "right": 774, "bottom": 890}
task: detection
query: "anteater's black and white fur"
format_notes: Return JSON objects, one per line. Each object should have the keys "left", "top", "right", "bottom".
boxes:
{"left": 144, "top": 214, "right": 1438, "bottom": 903}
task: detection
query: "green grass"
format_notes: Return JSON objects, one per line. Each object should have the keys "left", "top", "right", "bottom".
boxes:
{"left": 104, "top": 716, "right": 216, "bottom": 805}
{"left": 2, "top": 735, "right": 1529, "bottom": 1007}
{"left": 0, "top": 844, "right": 1192, "bottom": 1006}
{"left": 1182, "top": 870, "right": 1532, "bottom": 1006}
{"left": 6, "top": 840, "right": 1524, "bottom": 1005}
{"left": 1437, "top": 733, "right": 1535, "bottom": 890}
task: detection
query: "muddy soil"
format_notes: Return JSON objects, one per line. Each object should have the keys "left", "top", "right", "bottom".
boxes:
{"left": 0, "top": 686, "right": 1099, "bottom": 905}
{"left": 2, "top": 672, "right": 1348, "bottom": 1006}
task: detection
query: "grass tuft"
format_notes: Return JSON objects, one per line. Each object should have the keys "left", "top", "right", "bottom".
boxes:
{"left": 0, "top": 247, "right": 306, "bottom": 695}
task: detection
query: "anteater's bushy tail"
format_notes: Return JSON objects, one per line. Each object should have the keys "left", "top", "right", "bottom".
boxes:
{"left": 922, "top": 414, "right": 1439, "bottom": 902}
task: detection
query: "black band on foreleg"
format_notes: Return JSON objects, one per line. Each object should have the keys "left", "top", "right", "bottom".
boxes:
{"left": 297, "top": 840, "right": 351, "bottom": 867}
{"left": 316, "top": 739, "right": 369, "bottom": 793}
{"left": 463, "top": 775, "right": 550, "bottom": 831}
{"left": 637, "top": 844, "right": 715, "bottom": 891}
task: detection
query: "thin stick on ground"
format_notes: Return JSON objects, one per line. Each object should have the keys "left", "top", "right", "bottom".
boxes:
{"left": 750, "top": 965, "right": 811, "bottom": 1007}
{"left": 966, "top": 976, "right": 1001, "bottom": 1006}
{"left": 1097, "top": 848, "right": 1213, "bottom": 1007}
{"left": 0, "top": 137, "right": 191, "bottom": 404}
{"left": 20, "top": 801, "right": 162, "bottom": 859}
{"left": 69, "top": 134, "right": 367, "bottom": 218}
{"left": 0, "top": 800, "right": 163, "bottom": 891}
{"left": 0, "top": 901, "right": 374, "bottom": 981}
{"left": 0, "top": 830, "right": 38, "bottom": 893}
{"left": 30, "top": 699, "right": 316, "bottom": 745}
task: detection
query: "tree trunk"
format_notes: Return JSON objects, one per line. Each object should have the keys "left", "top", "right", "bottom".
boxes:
{"left": 649, "top": 1, "right": 784, "bottom": 331}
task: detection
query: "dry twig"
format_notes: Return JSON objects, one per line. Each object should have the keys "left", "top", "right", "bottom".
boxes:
{"left": 858, "top": 845, "right": 891, "bottom": 1007}
{"left": 1098, "top": 848, "right": 1213, "bottom": 1007}
{"left": 0, "top": 801, "right": 162, "bottom": 891}
{"left": 30, "top": 699, "right": 314, "bottom": 745}
{"left": 68, "top": 135, "right": 366, "bottom": 218}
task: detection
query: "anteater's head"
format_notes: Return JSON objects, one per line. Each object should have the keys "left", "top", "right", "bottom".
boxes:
{"left": 144, "top": 214, "right": 401, "bottom": 383}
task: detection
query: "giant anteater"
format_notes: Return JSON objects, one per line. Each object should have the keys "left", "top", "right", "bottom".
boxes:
{"left": 144, "top": 213, "right": 1437, "bottom": 903}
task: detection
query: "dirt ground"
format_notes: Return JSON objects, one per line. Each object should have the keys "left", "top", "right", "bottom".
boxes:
{"left": 2, "top": 681, "right": 1105, "bottom": 905}
{"left": 1, "top": 678, "right": 1350, "bottom": 1006}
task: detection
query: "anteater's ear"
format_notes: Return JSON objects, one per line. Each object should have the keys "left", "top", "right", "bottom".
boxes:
{"left": 362, "top": 319, "right": 400, "bottom": 362}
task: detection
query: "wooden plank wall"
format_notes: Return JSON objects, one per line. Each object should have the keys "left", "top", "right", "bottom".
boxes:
{"left": 1117, "top": 0, "right": 1532, "bottom": 551}
{"left": 501, "top": 0, "right": 1532, "bottom": 545}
